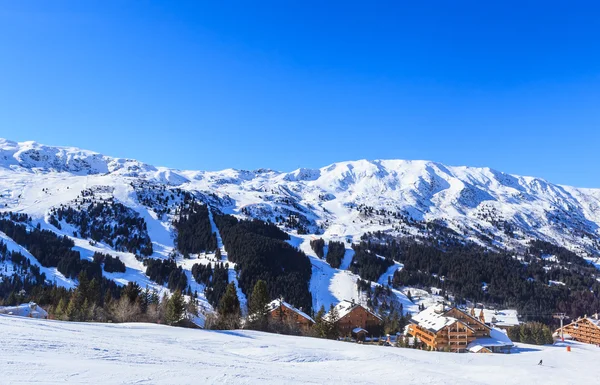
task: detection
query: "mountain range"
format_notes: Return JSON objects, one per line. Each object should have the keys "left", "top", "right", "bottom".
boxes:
{"left": 1, "top": 138, "right": 599, "bottom": 321}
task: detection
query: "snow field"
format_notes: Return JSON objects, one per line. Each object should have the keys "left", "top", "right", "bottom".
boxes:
{"left": 1, "top": 315, "right": 599, "bottom": 385}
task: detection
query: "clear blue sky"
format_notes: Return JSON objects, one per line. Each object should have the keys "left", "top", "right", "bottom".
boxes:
{"left": 1, "top": 1, "right": 599, "bottom": 187}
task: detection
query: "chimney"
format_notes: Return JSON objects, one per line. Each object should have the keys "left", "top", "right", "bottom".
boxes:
{"left": 434, "top": 303, "right": 444, "bottom": 314}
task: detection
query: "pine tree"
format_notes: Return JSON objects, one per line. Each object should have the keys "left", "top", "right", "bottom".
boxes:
{"left": 165, "top": 290, "right": 186, "bottom": 326}
{"left": 313, "top": 305, "right": 328, "bottom": 338}
{"left": 66, "top": 290, "right": 84, "bottom": 321}
{"left": 217, "top": 282, "right": 240, "bottom": 329}
{"left": 248, "top": 280, "right": 270, "bottom": 330}
{"left": 54, "top": 297, "right": 67, "bottom": 320}
{"left": 324, "top": 304, "right": 340, "bottom": 339}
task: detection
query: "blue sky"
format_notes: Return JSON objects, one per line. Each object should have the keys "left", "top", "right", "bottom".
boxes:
{"left": 1, "top": 1, "right": 599, "bottom": 187}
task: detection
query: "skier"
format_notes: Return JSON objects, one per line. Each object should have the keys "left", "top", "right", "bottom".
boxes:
{"left": 538, "top": 359, "right": 543, "bottom": 366}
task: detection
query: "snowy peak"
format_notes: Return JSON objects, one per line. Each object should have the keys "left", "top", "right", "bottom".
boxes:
{"left": 0, "top": 138, "right": 599, "bottom": 257}
{"left": 0, "top": 138, "right": 155, "bottom": 176}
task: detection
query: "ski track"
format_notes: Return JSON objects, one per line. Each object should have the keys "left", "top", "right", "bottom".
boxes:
{"left": 208, "top": 207, "right": 248, "bottom": 314}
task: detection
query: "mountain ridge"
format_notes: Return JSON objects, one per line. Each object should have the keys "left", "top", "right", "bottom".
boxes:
{"left": 2, "top": 138, "right": 591, "bottom": 189}
{"left": 1, "top": 137, "right": 599, "bottom": 260}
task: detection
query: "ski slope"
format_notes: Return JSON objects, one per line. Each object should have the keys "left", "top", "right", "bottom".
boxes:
{"left": 2, "top": 138, "right": 600, "bottom": 320}
{"left": 1, "top": 315, "right": 598, "bottom": 385}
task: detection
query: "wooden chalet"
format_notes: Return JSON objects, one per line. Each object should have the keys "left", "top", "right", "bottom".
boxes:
{"left": 326, "top": 300, "right": 383, "bottom": 336}
{"left": 556, "top": 314, "right": 600, "bottom": 346}
{"left": 267, "top": 299, "right": 315, "bottom": 331}
{"left": 407, "top": 304, "right": 513, "bottom": 353}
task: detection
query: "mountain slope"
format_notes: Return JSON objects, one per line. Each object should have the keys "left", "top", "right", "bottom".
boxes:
{"left": 1, "top": 138, "right": 599, "bottom": 316}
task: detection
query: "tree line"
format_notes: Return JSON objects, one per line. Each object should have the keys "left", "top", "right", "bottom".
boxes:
{"left": 213, "top": 212, "right": 313, "bottom": 313}
{"left": 173, "top": 200, "right": 217, "bottom": 256}
{"left": 49, "top": 200, "right": 153, "bottom": 256}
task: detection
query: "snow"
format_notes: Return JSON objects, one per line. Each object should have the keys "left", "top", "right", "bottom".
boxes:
{"left": 411, "top": 304, "right": 458, "bottom": 332}
{"left": 467, "top": 328, "right": 514, "bottom": 350}
{"left": 466, "top": 308, "right": 520, "bottom": 328}
{"left": 2, "top": 138, "right": 600, "bottom": 323}
{"left": 208, "top": 207, "right": 248, "bottom": 314}
{"left": 0, "top": 230, "right": 75, "bottom": 289}
{"left": 0, "top": 302, "right": 48, "bottom": 318}
{"left": 326, "top": 300, "right": 382, "bottom": 321}
{"left": 2, "top": 315, "right": 600, "bottom": 384}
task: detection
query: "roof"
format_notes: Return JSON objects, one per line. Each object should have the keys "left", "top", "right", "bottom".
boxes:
{"left": 0, "top": 302, "right": 48, "bottom": 319}
{"left": 466, "top": 308, "right": 519, "bottom": 327}
{"left": 588, "top": 317, "right": 600, "bottom": 327}
{"left": 411, "top": 304, "right": 461, "bottom": 332}
{"left": 468, "top": 345, "right": 491, "bottom": 353}
{"left": 352, "top": 327, "right": 368, "bottom": 334}
{"left": 268, "top": 299, "right": 315, "bottom": 323}
{"left": 325, "top": 300, "right": 382, "bottom": 322}
{"left": 467, "top": 328, "right": 514, "bottom": 349}
{"left": 561, "top": 315, "right": 600, "bottom": 330}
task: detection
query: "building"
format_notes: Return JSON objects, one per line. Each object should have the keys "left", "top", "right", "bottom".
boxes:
{"left": 352, "top": 327, "right": 368, "bottom": 342}
{"left": 465, "top": 307, "right": 519, "bottom": 330}
{"left": 406, "top": 304, "right": 513, "bottom": 353}
{"left": 0, "top": 302, "right": 48, "bottom": 319}
{"left": 326, "top": 300, "right": 383, "bottom": 336}
{"left": 267, "top": 299, "right": 315, "bottom": 331}
{"left": 556, "top": 314, "right": 600, "bottom": 346}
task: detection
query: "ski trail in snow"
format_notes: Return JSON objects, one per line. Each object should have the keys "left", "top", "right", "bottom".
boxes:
{"left": 0, "top": 231, "right": 75, "bottom": 289}
{"left": 339, "top": 247, "right": 355, "bottom": 271}
{"left": 207, "top": 207, "right": 248, "bottom": 315}
{"left": 377, "top": 262, "right": 402, "bottom": 286}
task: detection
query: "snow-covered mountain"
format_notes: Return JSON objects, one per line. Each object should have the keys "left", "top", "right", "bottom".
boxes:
{"left": 2, "top": 138, "right": 599, "bottom": 253}
{"left": 1, "top": 138, "right": 599, "bottom": 317}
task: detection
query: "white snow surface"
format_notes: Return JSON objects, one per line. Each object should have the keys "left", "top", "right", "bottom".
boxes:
{"left": 2, "top": 138, "right": 600, "bottom": 316}
{"left": 0, "top": 302, "right": 47, "bottom": 318}
{"left": 1, "top": 315, "right": 599, "bottom": 385}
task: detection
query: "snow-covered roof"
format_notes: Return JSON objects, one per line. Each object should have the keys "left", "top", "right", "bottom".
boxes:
{"left": 468, "top": 345, "right": 490, "bottom": 353}
{"left": 466, "top": 308, "right": 519, "bottom": 327}
{"left": 268, "top": 299, "right": 315, "bottom": 323}
{"left": 467, "top": 328, "right": 514, "bottom": 350}
{"left": 325, "top": 300, "right": 382, "bottom": 322}
{"left": 410, "top": 304, "right": 460, "bottom": 332}
{"left": 0, "top": 302, "right": 48, "bottom": 319}
{"left": 587, "top": 316, "right": 600, "bottom": 328}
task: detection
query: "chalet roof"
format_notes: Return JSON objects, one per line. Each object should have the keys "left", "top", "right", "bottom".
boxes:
{"left": 467, "top": 328, "right": 514, "bottom": 350}
{"left": 468, "top": 345, "right": 490, "bottom": 353}
{"left": 443, "top": 307, "right": 491, "bottom": 331}
{"left": 325, "top": 300, "right": 382, "bottom": 322}
{"left": 411, "top": 304, "right": 461, "bottom": 332}
{"left": 562, "top": 315, "right": 600, "bottom": 330}
{"left": 588, "top": 316, "right": 600, "bottom": 328}
{"left": 352, "top": 327, "right": 368, "bottom": 334}
{"left": 267, "top": 299, "right": 315, "bottom": 324}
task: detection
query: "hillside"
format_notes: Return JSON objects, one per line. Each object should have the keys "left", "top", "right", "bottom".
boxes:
{"left": 1, "top": 138, "right": 599, "bottom": 323}
{"left": 0, "top": 314, "right": 598, "bottom": 385}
